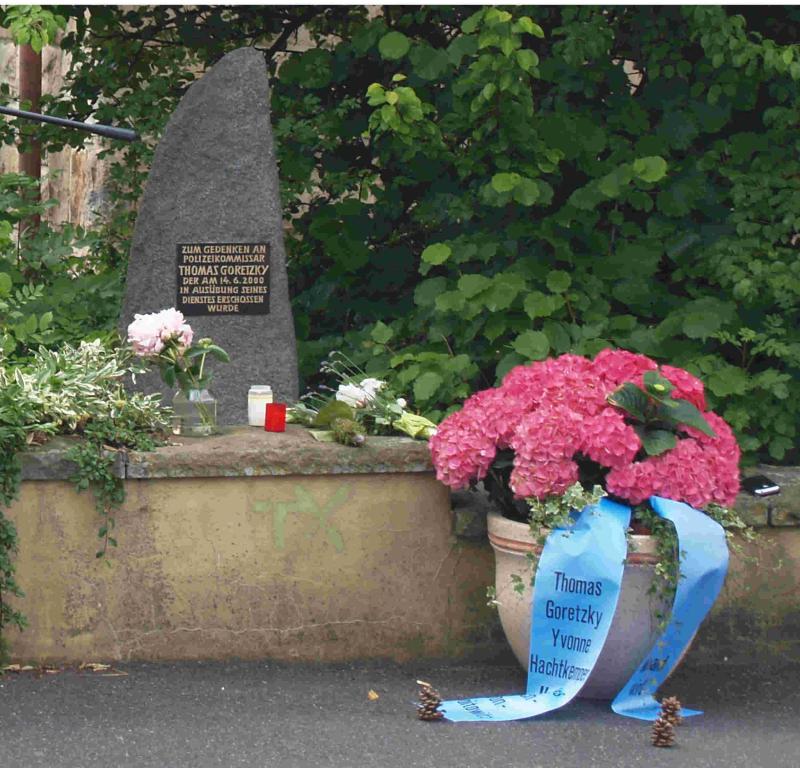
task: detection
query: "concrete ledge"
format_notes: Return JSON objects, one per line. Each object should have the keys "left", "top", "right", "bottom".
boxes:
{"left": 20, "top": 432, "right": 800, "bottom": 527}
{"left": 20, "top": 426, "right": 433, "bottom": 481}
{"left": 126, "top": 426, "right": 433, "bottom": 479}
{"left": 20, "top": 436, "right": 126, "bottom": 481}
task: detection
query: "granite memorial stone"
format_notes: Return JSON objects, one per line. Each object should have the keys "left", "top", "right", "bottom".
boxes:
{"left": 121, "top": 47, "right": 298, "bottom": 424}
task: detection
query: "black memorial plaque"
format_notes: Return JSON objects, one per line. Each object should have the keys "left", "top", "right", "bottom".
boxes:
{"left": 176, "top": 242, "right": 270, "bottom": 316}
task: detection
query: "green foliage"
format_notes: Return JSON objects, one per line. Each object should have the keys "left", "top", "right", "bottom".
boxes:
{"left": 1, "top": 5, "right": 66, "bottom": 53}
{"left": 0, "top": 392, "right": 27, "bottom": 666}
{"left": 352, "top": 6, "right": 799, "bottom": 462}
{"left": 314, "top": 400, "right": 356, "bottom": 428}
{"left": 527, "top": 483, "right": 606, "bottom": 537}
{"left": 378, "top": 30, "right": 410, "bottom": 60}
{"left": 0, "top": 341, "right": 169, "bottom": 664}
{"left": 2, "top": 341, "right": 166, "bottom": 434}
{"left": 0, "top": 174, "right": 123, "bottom": 362}
{"left": 69, "top": 409, "right": 162, "bottom": 561}
{"left": 330, "top": 416, "right": 366, "bottom": 447}
{"left": 630, "top": 504, "right": 680, "bottom": 625}
{"left": 12, "top": 6, "right": 800, "bottom": 464}
{"left": 503, "top": 482, "right": 609, "bottom": 596}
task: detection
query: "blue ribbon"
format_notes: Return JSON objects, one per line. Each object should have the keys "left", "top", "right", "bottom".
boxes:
{"left": 439, "top": 498, "right": 630, "bottom": 722}
{"left": 438, "top": 496, "right": 729, "bottom": 723}
{"left": 611, "top": 496, "right": 729, "bottom": 720}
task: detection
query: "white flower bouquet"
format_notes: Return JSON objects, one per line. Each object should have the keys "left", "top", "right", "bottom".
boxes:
{"left": 288, "top": 352, "right": 436, "bottom": 446}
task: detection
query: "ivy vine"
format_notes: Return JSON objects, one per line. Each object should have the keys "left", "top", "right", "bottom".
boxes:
{"left": 0, "top": 431, "right": 27, "bottom": 665}
{"left": 68, "top": 419, "right": 163, "bottom": 562}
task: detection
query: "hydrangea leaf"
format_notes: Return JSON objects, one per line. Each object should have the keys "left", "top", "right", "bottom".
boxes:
{"left": 608, "top": 382, "right": 649, "bottom": 422}
{"left": 657, "top": 398, "right": 716, "bottom": 437}
{"left": 642, "top": 370, "right": 674, "bottom": 398}
{"left": 640, "top": 429, "right": 678, "bottom": 456}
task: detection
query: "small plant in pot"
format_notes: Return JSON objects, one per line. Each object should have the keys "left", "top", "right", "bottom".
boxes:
{"left": 430, "top": 349, "right": 750, "bottom": 698}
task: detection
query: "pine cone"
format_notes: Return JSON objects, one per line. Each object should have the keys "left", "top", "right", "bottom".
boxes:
{"left": 416, "top": 680, "right": 443, "bottom": 721}
{"left": 660, "top": 696, "right": 683, "bottom": 726}
{"left": 417, "top": 704, "right": 444, "bottom": 721}
{"left": 651, "top": 715, "right": 675, "bottom": 747}
{"left": 417, "top": 680, "right": 441, "bottom": 701}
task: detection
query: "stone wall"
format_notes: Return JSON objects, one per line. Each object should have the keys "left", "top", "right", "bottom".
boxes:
{"left": 5, "top": 426, "right": 800, "bottom": 667}
{"left": 6, "top": 427, "right": 498, "bottom": 664}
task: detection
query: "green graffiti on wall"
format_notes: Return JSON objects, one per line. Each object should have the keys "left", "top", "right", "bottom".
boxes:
{"left": 253, "top": 484, "right": 348, "bottom": 552}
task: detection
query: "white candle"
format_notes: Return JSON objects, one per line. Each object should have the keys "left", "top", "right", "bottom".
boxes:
{"left": 248, "top": 385, "right": 273, "bottom": 426}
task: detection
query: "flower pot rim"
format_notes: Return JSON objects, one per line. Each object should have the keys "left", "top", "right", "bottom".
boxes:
{"left": 486, "top": 508, "right": 659, "bottom": 563}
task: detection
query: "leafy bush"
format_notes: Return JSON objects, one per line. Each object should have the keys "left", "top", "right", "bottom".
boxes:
{"left": 280, "top": 6, "right": 800, "bottom": 464}
{"left": 0, "top": 340, "right": 166, "bottom": 435}
{"left": 0, "top": 173, "right": 124, "bottom": 361}
{"left": 2, "top": 5, "right": 64, "bottom": 53}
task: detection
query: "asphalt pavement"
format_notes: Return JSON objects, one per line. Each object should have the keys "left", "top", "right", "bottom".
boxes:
{"left": 1, "top": 657, "right": 797, "bottom": 768}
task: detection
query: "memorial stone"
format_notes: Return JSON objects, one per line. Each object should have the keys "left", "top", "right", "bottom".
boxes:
{"left": 121, "top": 47, "right": 298, "bottom": 425}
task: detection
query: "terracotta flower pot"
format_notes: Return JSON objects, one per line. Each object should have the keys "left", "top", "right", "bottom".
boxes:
{"left": 487, "top": 508, "right": 667, "bottom": 700}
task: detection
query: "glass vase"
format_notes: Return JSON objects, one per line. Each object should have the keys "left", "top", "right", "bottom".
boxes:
{"left": 171, "top": 389, "right": 218, "bottom": 437}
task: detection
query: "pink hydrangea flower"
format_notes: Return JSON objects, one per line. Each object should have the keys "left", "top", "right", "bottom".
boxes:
{"left": 661, "top": 365, "right": 706, "bottom": 411}
{"left": 651, "top": 441, "right": 715, "bottom": 507}
{"left": 509, "top": 405, "right": 582, "bottom": 497}
{"left": 592, "top": 348, "right": 658, "bottom": 395}
{"left": 502, "top": 355, "right": 603, "bottom": 416}
{"left": 429, "top": 407, "right": 497, "bottom": 490}
{"left": 605, "top": 461, "right": 655, "bottom": 506}
{"left": 429, "top": 350, "right": 740, "bottom": 508}
{"left": 460, "top": 387, "right": 533, "bottom": 448}
{"left": 579, "top": 409, "right": 641, "bottom": 470}
{"left": 511, "top": 458, "right": 579, "bottom": 499}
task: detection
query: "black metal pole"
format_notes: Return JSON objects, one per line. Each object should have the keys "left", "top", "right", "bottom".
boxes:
{"left": 0, "top": 104, "right": 138, "bottom": 142}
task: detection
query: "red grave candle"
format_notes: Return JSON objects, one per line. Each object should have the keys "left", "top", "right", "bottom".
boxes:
{"left": 265, "top": 402, "right": 287, "bottom": 432}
